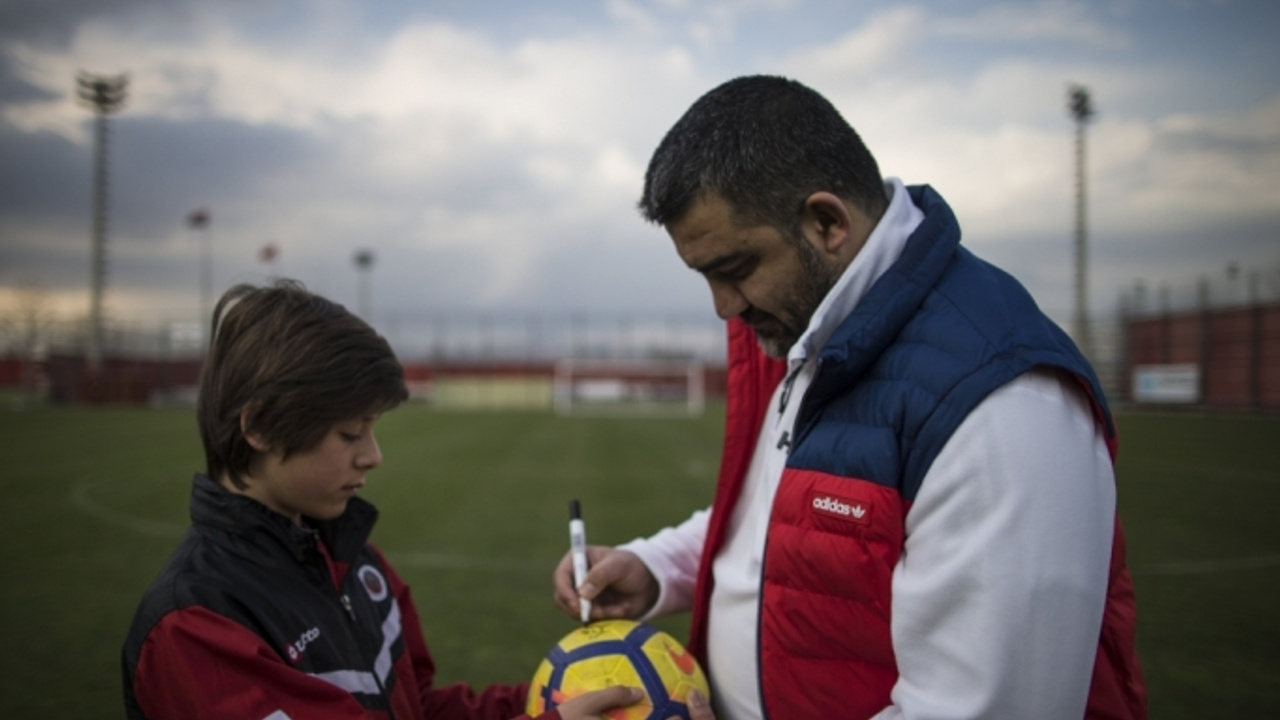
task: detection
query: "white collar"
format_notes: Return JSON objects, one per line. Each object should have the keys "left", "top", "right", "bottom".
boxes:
{"left": 787, "top": 177, "right": 925, "bottom": 369}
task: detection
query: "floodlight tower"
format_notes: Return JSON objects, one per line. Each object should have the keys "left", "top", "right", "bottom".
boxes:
{"left": 1067, "top": 83, "right": 1096, "bottom": 361}
{"left": 186, "top": 208, "right": 212, "bottom": 344}
{"left": 76, "top": 72, "right": 128, "bottom": 370}
{"left": 353, "top": 249, "right": 375, "bottom": 321}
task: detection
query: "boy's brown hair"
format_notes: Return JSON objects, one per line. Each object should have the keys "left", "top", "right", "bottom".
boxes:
{"left": 197, "top": 279, "right": 408, "bottom": 489}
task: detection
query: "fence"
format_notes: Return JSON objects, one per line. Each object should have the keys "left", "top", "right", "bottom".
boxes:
{"left": 0, "top": 311, "right": 730, "bottom": 407}
{"left": 1119, "top": 301, "right": 1280, "bottom": 411}
{"left": 1115, "top": 268, "right": 1280, "bottom": 412}
{"left": 6, "top": 269, "right": 1278, "bottom": 412}
{"left": 0, "top": 311, "right": 728, "bottom": 364}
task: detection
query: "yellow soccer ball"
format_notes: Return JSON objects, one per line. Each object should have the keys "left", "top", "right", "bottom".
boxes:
{"left": 526, "top": 619, "right": 710, "bottom": 720}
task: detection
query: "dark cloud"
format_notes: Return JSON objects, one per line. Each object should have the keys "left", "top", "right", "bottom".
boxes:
{"left": 972, "top": 212, "right": 1280, "bottom": 323}
{"left": 0, "top": 112, "right": 322, "bottom": 230}
{"left": 0, "top": 224, "right": 94, "bottom": 292}
{"left": 0, "top": 55, "right": 58, "bottom": 102}
{"left": 108, "top": 115, "right": 322, "bottom": 238}
{"left": 0, "top": 111, "right": 324, "bottom": 297}
{"left": 1154, "top": 124, "right": 1279, "bottom": 157}
{"left": 0, "top": 0, "right": 163, "bottom": 44}
{"left": 0, "top": 0, "right": 200, "bottom": 103}
{"left": 0, "top": 120, "right": 88, "bottom": 219}
{"left": 517, "top": 225, "right": 706, "bottom": 315}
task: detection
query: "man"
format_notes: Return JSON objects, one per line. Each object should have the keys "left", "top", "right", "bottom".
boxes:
{"left": 554, "top": 76, "right": 1147, "bottom": 719}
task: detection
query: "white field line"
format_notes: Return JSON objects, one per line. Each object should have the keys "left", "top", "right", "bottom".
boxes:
{"left": 1126, "top": 464, "right": 1279, "bottom": 575}
{"left": 382, "top": 552, "right": 543, "bottom": 573}
{"left": 1156, "top": 464, "right": 1280, "bottom": 485}
{"left": 70, "top": 478, "right": 534, "bottom": 571}
{"left": 70, "top": 478, "right": 187, "bottom": 538}
{"left": 1136, "top": 554, "right": 1280, "bottom": 576}
{"left": 75, "top": 478, "right": 1276, "bottom": 577}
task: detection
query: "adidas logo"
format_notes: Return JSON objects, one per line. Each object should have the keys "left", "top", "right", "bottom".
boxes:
{"left": 811, "top": 495, "right": 869, "bottom": 523}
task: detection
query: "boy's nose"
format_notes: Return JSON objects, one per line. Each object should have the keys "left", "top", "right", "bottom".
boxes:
{"left": 359, "top": 436, "right": 382, "bottom": 469}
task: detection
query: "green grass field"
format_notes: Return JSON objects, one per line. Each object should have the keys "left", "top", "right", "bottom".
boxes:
{"left": 0, "top": 403, "right": 1277, "bottom": 718}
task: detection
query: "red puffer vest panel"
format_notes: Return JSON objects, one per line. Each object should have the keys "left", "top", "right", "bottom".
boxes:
{"left": 762, "top": 468, "right": 905, "bottom": 719}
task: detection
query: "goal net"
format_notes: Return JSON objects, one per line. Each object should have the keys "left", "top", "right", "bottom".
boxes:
{"left": 552, "top": 359, "right": 706, "bottom": 417}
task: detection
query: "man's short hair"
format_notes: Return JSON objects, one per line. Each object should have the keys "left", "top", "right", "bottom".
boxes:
{"left": 197, "top": 279, "right": 408, "bottom": 489}
{"left": 639, "top": 75, "right": 887, "bottom": 233}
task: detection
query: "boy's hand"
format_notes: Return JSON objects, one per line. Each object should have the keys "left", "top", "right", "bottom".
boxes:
{"left": 681, "top": 690, "right": 716, "bottom": 720}
{"left": 552, "top": 686, "right": 641, "bottom": 720}
{"left": 553, "top": 547, "right": 659, "bottom": 621}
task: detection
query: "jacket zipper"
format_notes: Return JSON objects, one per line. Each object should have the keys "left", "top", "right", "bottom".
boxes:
{"left": 309, "top": 529, "right": 397, "bottom": 720}
{"left": 754, "top": 356, "right": 826, "bottom": 719}
{"left": 755, "top": 534, "right": 771, "bottom": 720}
{"left": 336, "top": 588, "right": 398, "bottom": 720}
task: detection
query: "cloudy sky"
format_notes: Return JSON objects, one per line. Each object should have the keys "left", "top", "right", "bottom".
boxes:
{"left": 1, "top": 0, "right": 1277, "bottom": 351}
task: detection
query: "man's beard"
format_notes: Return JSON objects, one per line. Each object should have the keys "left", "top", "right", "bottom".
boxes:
{"left": 748, "top": 237, "right": 841, "bottom": 359}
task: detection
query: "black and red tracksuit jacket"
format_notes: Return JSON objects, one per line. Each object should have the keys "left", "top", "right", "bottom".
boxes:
{"left": 122, "top": 473, "right": 548, "bottom": 720}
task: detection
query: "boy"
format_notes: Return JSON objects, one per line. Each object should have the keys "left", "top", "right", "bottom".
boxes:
{"left": 122, "top": 280, "right": 639, "bottom": 720}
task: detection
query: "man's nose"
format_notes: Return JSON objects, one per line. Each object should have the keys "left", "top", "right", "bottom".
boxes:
{"left": 709, "top": 281, "right": 749, "bottom": 320}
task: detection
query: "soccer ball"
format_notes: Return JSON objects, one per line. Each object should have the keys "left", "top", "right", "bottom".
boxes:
{"left": 526, "top": 619, "right": 710, "bottom": 720}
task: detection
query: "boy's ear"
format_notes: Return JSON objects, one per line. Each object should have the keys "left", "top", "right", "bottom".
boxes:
{"left": 239, "top": 403, "right": 271, "bottom": 452}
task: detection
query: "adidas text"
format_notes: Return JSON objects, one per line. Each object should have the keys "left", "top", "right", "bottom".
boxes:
{"left": 812, "top": 495, "right": 867, "bottom": 519}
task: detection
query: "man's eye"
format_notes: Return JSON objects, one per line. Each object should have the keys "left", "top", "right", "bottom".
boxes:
{"left": 713, "top": 265, "right": 751, "bottom": 282}
{"left": 341, "top": 432, "right": 362, "bottom": 442}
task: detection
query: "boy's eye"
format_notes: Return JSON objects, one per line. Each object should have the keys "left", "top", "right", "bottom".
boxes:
{"left": 336, "top": 416, "right": 378, "bottom": 443}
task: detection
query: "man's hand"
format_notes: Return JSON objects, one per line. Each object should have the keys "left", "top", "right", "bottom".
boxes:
{"left": 552, "top": 686, "right": 717, "bottom": 720}
{"left": 553, "top": 546, "right": 660, "bottom": 621}
{"left": 553, "top": 686, "right": 642, "bottom": 720}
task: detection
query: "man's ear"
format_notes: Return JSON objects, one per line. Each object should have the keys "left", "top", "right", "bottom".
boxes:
{"left": 239, "top": 403, "right": 271, "bottom": 452}
{"left": 802, "top": 191, "right": 873, "bottom": 263}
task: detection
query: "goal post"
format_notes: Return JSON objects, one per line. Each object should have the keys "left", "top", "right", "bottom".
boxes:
{"left": 552, "top": 359, "right": 706, "bottom": 417}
